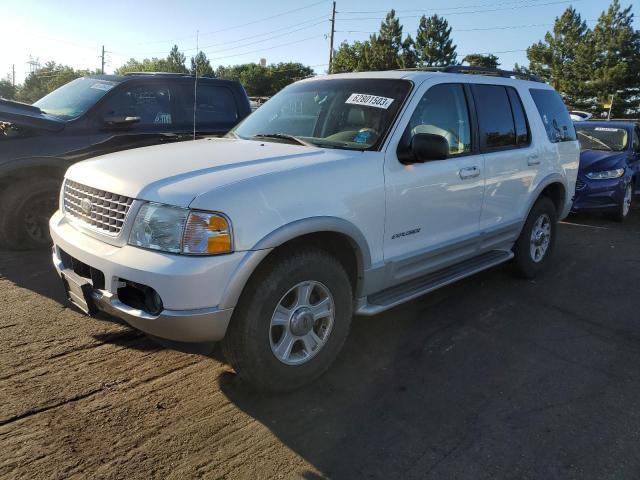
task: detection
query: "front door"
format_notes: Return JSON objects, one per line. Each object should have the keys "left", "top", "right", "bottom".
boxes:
{"left": 383, "top": 82, "right": 485, "bottom": 285}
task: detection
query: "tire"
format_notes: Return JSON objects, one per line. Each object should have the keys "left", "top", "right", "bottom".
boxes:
{"left": 611, "top": 183, "right": 633, "bottom": 223}
{"left": 512, "top": 196, "right": 558, "bottom": 279}
{"left": 0, "top": 178, "right": 61, "bottom": 250}
{"left": 221, "top": 247, "right": 353, "bottom": 392}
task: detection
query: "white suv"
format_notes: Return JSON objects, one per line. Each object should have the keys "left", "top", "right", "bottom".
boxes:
{"left": 50, "top": 68, "right": 579, "bottom": 391}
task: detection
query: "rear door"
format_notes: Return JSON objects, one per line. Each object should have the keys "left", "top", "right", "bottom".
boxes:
{"left": 174, "top": 81, "right": 242, "bottom": 136}
{"left": 472, "top": 83, "right": 539, "bottom": 239}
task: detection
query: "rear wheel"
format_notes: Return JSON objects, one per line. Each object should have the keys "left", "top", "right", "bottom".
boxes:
{"left": 0, "top": 178, "right": 60, "bottom": 250}
{"left": 221, "top": 247, "right": 353, "bottom": 392}
{"left": 512, "top": 196, "right": 557, "bottom": 278}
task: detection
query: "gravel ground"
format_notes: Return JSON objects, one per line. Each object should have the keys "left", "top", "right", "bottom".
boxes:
{"left": 1, "top": 207, "right": 640, "bottom": 479}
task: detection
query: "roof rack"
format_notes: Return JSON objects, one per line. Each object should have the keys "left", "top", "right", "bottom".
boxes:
{"left": 399, "top": 65, "right": 543, "bottom": 83}
{"left": 122, "top": 72, "right": 196, "bottom": 77}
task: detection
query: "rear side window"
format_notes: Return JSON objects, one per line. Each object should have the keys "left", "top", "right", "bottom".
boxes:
{"left": 177, "top": 83, "right": 239, "bottom": 130}
{"left": 529, "top": 89, "right": 577, "bottom": 143}
{"left": 507, "top": 88, "right": 530, "bottom": 145}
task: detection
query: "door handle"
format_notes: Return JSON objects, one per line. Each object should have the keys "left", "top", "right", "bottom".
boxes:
{"left": 459, "top": 166, "right": 480, "bottom": 180}
{"left": 527, "top": 154, "right": 541, "bottom": 166}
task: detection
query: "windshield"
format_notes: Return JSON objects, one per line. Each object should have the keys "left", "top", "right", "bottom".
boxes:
{"left": 232, "top": 78, "right": 412, "bottom": 150}
{"left": 575, "top": 125, "right": 629, "bottom": 152}
{"left": 33, "top": 77, "right": 119, "bottom": 120}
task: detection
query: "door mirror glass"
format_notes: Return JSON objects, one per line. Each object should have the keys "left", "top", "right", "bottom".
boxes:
{"left": 103, "top": 115, "right": 141, "bottom": 126}
{"left": 411, "top": 133, "right": 449, "bottom": 162}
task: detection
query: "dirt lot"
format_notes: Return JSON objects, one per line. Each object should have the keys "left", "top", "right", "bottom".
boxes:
{"left": 1, "top": 208, "right": 640, "bottom": 480}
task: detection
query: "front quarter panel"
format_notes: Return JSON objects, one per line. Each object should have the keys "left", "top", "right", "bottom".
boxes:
{"left": 188, "top": 150, "right": 386, "bottom": 267}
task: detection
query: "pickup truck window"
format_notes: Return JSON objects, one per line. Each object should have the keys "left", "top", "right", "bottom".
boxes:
{"left": 405, "top": 83, "right": 472, "bottom": 156}
{"left": 232, "top": 78, "right": 412, "bottom": 150}
{"left": 101, "top": 84, "right": 174, "bottom": 126}
{"left": 178, "top": 84, "right": 239, "bottom": 128}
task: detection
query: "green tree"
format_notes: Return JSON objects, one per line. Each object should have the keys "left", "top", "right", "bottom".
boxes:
{"left": 166, "top": 45, "right": 188, "bottom": 73}
{"left": 115, "top": 57, "right": 170, "bottom": 74}
{"left": 332, "top": 41, "right": 369, "bottom": 73}
{"left": 366, "top": 10, "right": 415, "bottom": 70}
{"left": 17, "top": 62, "right": 91, "bottom": 103}
{"left": 462, "top": 53, "right": 500, "bottom": 68}
{"left": 270, "top": 62, "right": 313, "bottom": 92}
{"left": 0, "top": 79, "right": 16, "bottom": 99}
{"left": 590, "top": 0, "right": 640, "bottom": 116}
{"left": 190, "top": 51, "right": 214, "bottom": 76}
{"left": 414, "top": 14, "right": 458, "bottom": 67}
{"left": 526, "top": 7, "right": 594, "bottom": 110}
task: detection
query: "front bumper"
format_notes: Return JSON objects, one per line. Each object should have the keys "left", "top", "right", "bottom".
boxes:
{"left": 572, "top": 175, "right": 630, "bottom": 212}
{"left": 50, "top": 210, "right": 262, "bottom": 342}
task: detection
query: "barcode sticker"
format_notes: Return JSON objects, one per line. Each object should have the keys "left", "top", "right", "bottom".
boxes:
{"left": 345, "top": 93, "right": 394, "bottom": 109}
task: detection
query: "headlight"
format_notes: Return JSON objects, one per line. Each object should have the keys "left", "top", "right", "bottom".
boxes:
{"left": 128, "top": 203, "right": 232, "bottom": 255}
{"left": 586, "top": 168, "right": 624, "bottom": 180}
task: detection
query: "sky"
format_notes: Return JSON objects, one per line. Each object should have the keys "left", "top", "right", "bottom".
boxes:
{"left": 0, "top": 0, "right": 635, "bottom": 84}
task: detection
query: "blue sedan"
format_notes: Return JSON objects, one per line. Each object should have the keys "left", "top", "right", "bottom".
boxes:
{"left": 573, "top": 121, "right": 640, "bottom": 221}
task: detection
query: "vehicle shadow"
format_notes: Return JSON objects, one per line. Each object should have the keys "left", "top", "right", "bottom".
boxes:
{"left": 0, "top": 247, "right": 66, "bottom": 305}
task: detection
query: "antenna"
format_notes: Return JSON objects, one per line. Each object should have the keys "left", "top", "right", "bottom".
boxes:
{"left": 193, "top": 30, "right": 199, "bottom": 140}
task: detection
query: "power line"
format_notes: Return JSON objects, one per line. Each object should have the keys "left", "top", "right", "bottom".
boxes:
{"left": 340, "top": 0, "right": 549, "bottom": 14}
{"left": 135, "top": 0, "right": 328, "bottom": 45}
{"left": 207, "top": 35, "right": 325, "bottom": 61}
{"left": 338, "top": 0, "right": 584, "bottom": 21}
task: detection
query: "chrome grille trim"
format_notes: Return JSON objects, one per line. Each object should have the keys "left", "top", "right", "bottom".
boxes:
{"left": 63, "top": 180, "right": 134, "bottom": 235}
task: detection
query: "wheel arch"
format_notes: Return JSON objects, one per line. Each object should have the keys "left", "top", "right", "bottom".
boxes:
{"left": 0, "top": 157, "right": 70, "bottom": 190}
{"left": 528, "top": 174, "right": 568, "bottom": 220}
{"left": 219, "top": 217, "right": 372, "bottom": 310}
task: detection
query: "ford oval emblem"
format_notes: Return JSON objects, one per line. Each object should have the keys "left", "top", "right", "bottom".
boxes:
{"left": 81, "top": 197, "right": 93, "bottom": 214}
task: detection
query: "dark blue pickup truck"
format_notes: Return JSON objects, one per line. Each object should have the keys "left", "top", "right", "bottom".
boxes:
{"left": 0, "top": 73, "right": 251, "bottom": 249}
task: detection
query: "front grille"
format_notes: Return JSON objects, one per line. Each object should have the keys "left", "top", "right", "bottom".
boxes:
{"left": 575, "top": 179, "right": 586, "bottom": 191}
{"left": 63, "top": 180, "right": 133, "bottom": 235}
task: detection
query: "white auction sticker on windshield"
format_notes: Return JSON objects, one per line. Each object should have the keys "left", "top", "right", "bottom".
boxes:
{"left": 345, "top": 93, "right": 394, "bottom": 109}
{"left": 90, "top": 82, "right": 115, "bottom": 91}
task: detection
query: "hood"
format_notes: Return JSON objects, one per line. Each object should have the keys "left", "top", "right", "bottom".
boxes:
{"left": 66, "top": 137, "right": 352, "bottom": 206}
{"left": 579, "top": 149, "right": 628, "bottom": 173}
{"left": 0, "top": 99, "right": 65, "bottom": 132}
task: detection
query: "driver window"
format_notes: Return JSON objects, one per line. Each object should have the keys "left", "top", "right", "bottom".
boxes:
{"left": 406, "top": 83, "right": 472, "bottom": 156}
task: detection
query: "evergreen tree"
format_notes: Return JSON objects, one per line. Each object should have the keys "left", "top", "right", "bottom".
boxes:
{"left": 367, "top": 10, "right": 410, "bottom": 70}
{"left": 414, "top": 15, "right": 458, "bottom": 67}
{"left": 526, "top": 7, "right": 594, "bottom": 110}
{"left": 190, "top": 51, "right": 214, "bottom": 76}
{"left": 166, "top": 45, "right": 188, "bottom": 73}
{"left": 591, "top": 0, "right": 640, "bottom": 116}
{"left": 462, "top": 53, "right": 500, "bottom": 68}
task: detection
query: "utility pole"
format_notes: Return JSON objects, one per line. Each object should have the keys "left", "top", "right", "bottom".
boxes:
{"left": 328, "top": 1, "right": 336, "bottom": 74}
{"left": 607, "top": 94, "right": 615, "bottom": 121}
{"left": 12, "top": 64, "right": 15, "bottom": 86}
{"left": 101, "top": 45, "right": 105, "bottom": 74}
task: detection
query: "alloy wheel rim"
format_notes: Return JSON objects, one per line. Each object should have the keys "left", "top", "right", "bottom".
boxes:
{"left": 269, "top": 280, "right": 335, "bottom": 366}
{"left": 623, "top": 185, "right": 632, "bottom": 217}
{"left": 529, "top": 213, "right": 551, "bottom": 263}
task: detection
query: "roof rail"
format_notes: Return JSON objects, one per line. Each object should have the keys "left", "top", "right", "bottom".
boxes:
{"left": 122, "top": 72, "right": 198, "bottom": 77}
{"left": 399, "top": 65, "right": 544, "bottom": 83}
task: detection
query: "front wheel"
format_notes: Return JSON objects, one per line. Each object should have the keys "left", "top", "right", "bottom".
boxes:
{"left": 612, "top": 183, "right": 633, "bottom": 222}
{"left": 512, "top": 196, "right": 558, "bottom": 278}
{"left": 221, "top": 248, "right": 353, "bottom": 392}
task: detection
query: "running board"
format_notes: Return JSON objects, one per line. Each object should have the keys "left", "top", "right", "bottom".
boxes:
{"left": 357, "top": 250, "right": 513, "bottom": 316}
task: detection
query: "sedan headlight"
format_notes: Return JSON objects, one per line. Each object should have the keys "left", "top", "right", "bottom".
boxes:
{"left": 128, "top": 203, "right": 232, "bottom": 255}
{"left": 586, "top": 168, "right": 624, "bottom": 180}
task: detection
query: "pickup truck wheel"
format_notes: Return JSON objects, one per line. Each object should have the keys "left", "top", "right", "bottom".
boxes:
{"left": 0, "top": 178, "right": 60, "bottom": 250}
{"left": 512, "top": 196, "right": 557, "bottom": 279}
{"left": 221, "top": 248, "right": 353, "bottom": 392}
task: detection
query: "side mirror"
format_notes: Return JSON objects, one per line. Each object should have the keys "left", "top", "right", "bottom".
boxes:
{"left": 103, "top": 115, "right": 141, "bottom": 127}
{"left": 409, "top": 133, "right": 449, "bottom": 162}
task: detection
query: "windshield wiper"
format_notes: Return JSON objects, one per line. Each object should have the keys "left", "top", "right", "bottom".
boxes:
{"left": 252, "top": 133, "right": 314, "bottom": 147}
{"left": 577, "top": 132, "right": 612, "bottom": 151}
